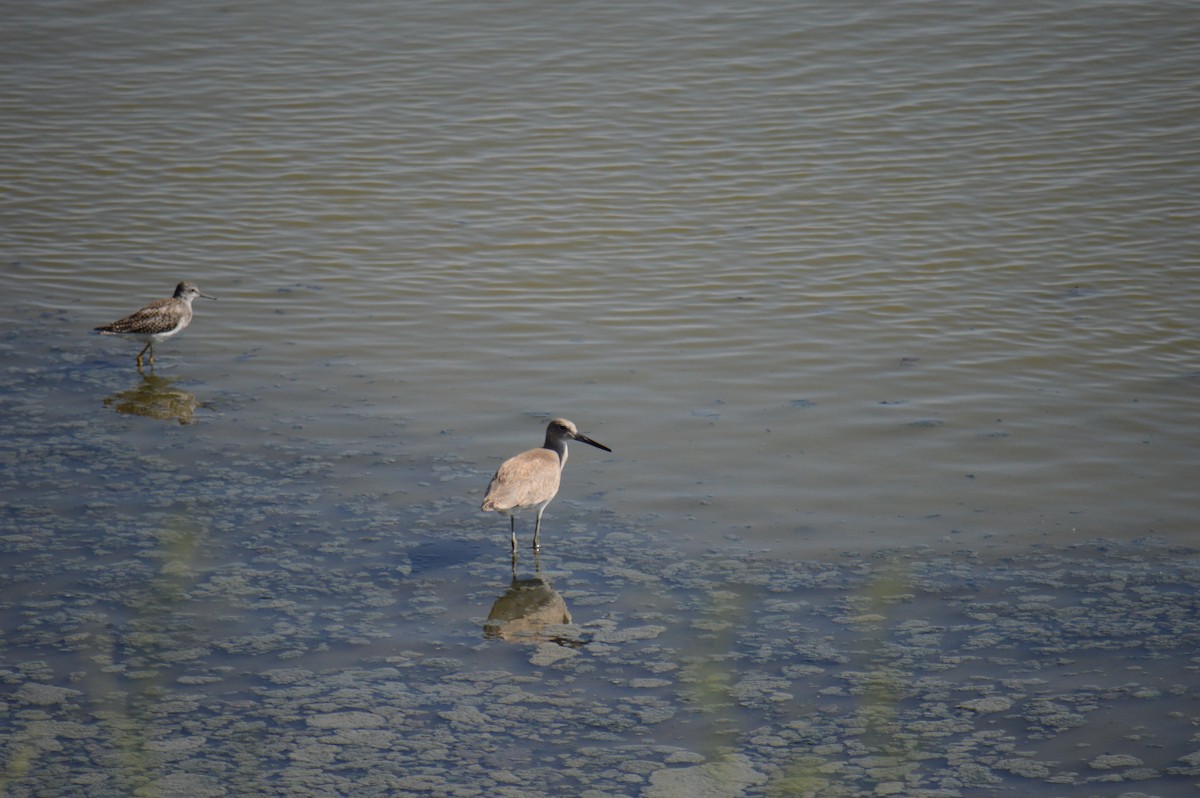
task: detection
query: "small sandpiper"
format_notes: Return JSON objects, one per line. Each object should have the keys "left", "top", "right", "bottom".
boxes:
{"left": 95, "top": 281, "right": 217, "bottom": 368}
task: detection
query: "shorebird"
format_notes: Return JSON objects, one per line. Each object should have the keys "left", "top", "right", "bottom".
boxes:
{"left": 480, "top": 418, "right": 611, "bottom": 553}
{"left": 95, "top": 281, "right": 216, "bottom": 368}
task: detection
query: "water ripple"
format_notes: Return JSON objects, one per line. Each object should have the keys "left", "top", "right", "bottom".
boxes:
{"left": 2, "top": 0, "right": 1198, "bottom": 552}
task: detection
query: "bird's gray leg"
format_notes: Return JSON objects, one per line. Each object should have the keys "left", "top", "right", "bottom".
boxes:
{"left": 532, "top": 508, "right": 543, "bottom": 551}
{"left": 136, "top": 342, "right": 152, "bottom": 369}
{"left": 510, "top": 516, "right": 517, "bottom": 553}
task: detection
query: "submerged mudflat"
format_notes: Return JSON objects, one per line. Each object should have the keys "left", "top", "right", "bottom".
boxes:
{"left": 3, "top": 476, "right": 1197, "bottom": 797}
{"left": 2, "top": 348, "right": 1199, "bottom": 796}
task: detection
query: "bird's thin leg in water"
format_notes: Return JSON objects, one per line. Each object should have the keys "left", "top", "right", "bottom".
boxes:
{"left": 533, "top": 508, "right": 544, "bottom": 551}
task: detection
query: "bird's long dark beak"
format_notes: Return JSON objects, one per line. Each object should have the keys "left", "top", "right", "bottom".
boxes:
{"left": 201, "top": 292, "right": 218, "bottom": 301}
{"left": 574, "top": 432, "right": 611, "bottom": 452}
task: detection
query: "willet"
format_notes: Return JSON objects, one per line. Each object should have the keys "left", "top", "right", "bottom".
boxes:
{"left": 95, "top": 281, "right": 217, "bottom": 368}
{"left": 480, "top": 418, "right": 611, "bottom": 553}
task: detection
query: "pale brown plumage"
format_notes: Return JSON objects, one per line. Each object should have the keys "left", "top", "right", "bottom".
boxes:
{"left": 481, "top": 418, "right": 611, "bottom": 553}
{"left": 95, "top": 281, "right": 216, "bottom": 368}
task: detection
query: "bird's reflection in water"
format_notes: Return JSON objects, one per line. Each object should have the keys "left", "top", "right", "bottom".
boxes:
{"left": 102, "top": 372, "right": 201, "bottom": 425}
{"left": 484, "top": 556, "right": 578, "bottom": 645}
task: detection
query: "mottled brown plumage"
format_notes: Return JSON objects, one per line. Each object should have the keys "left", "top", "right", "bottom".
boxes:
{"left": 95, "top": 281, "right": 216, "bottom": 368}
{"left": 481, "top": 418, "right": 611, "bottom": 553}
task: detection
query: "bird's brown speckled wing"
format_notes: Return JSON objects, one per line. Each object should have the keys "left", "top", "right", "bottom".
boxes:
{"left": 96, "top": 298, "right": 182, "bottom": 335}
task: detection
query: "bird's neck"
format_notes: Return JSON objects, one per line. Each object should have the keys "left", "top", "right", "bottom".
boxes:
{"left": 544, "top": 440, "right": 568, "bottom": 468}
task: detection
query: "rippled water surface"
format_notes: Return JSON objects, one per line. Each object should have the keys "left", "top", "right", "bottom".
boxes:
{"left": 2, "top": 1, "right": 1199, "bottom": 795}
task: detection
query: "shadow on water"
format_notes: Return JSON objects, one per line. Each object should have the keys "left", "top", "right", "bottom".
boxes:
{"left": 408, "top": 538, "right": 485, "bottom": 574}
{"left": 101, "top": 372, "right": 203, "bottom": 425}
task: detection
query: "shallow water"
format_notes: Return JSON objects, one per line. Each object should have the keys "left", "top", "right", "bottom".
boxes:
{"left": 2, "top": 0, "right": 1199, "bottom": 795}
